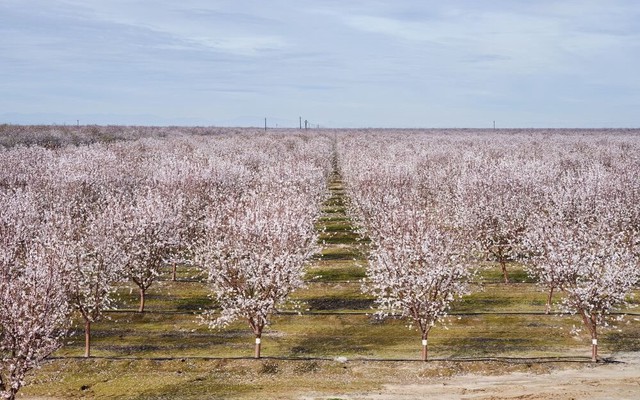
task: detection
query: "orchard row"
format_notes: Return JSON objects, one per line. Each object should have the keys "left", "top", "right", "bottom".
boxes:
{"left": 338, "top": 132, "right": 640, "bottom": 361}
{"left": 0, "top": 132, "right": 332, "bottom": 399}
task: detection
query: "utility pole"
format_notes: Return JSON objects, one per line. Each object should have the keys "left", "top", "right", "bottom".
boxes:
{"left": 264, "top": 117, "right": 267, "bottom": 132}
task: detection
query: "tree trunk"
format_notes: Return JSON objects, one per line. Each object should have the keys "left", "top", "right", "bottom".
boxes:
{"left": 590, "top": 320, "right": 598, "bottom": 362}
{"left": 421, "top": 333, "right": 429, "bottom": 361}
{"left": 139, "top": 287, "right": 146, "bottom": 313}
{"left": 500, "top": 259, "right": 509, "bottom": 284}
{"left": 84, "top": 319, "right": 91, "bottom": 358}
{"left": 580, "top": 310, "right": 598, "bottom": 362}
{"left": 172, "top": 263, "right": 177, "bottom": 281}
{"left": 545, "top": 286, "right": 554, "bottom": 314}
{"left": 254, "top": 335, "right": 262, "bottom": 359}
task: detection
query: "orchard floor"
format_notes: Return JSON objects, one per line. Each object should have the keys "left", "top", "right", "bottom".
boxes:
{"left": 319, "top": 353, "right": 640, "bottom": 400}
{"left": 22, "top": 352, "right": 640, "bottom": 399}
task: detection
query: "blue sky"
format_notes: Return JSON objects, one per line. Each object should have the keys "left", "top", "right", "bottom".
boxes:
{"left": 1, "top": 0, "right": 639, "bottom": 128}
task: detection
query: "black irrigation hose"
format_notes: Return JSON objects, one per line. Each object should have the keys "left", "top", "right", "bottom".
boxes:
{"left": 154, "top": 278, "right": 640, "bottom": 287}
{"left": 156, "top": 278, "right": 205, "bottom": 283}
{"left": 47, "top": 355, "right": 621, "bottom": 364}
{"left": 102, "top": 309, "right": 640, "bottom": 317}
{"left": 104, "top": 309, "right": 202, "bottom": 315}
{"left": 352, "top": 356, "right": 620, "bottom": 364}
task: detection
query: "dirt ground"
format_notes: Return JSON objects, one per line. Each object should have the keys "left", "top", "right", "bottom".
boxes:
{"left": 309, "top": 353, "right": 640, "bottom": 400}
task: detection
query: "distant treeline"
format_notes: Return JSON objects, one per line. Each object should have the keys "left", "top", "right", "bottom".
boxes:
{"left": 2, "top": 124, "right": 640, "bottom": 149}
{"left": 0, "top": 124, "right": 248, "bottom": 148}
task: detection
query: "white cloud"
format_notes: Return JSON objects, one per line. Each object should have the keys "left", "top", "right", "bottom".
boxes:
{"left": 47, "top": 0, "right": 288, "bottom": 57}
{"left": 344, "top": 15, "right": 441, "bottom": 43}
{"left": 339, "top": 2, "right": 640, "bottom": 79}
{"left": 341, "top": 11, "right": 566, "bottom": 74}
{"left": 184, "top": 35, "right": 286, "bottom": 56}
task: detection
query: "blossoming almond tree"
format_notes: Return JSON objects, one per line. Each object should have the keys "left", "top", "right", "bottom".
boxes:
{"left": 121, "top": 188, "right": 182, "bottom": 312}
{"left": 366, "top": 211, "right": 472, "bottom": 361}
{"left": 163, "top": 166, "right": 215, "bottom": 282}
{"left": 339, "top": 136, "right": 473, "bottom": 361}
{"left": 524, "top": 164, "right": 640, "bottom": 361}
{"left": 61, "top": 185, "right": 129, "bottom": 357}
{"left": 465, "top": 176, "right": 530, "bottom": 284}
{"left": 200, "top": 191, "right": 319, "bottom": 358}
{"left": 0, "top": 192, "right": 71, "bottom": 400}
{"left": 526, "top": 217, "right": 639, "bottom": 361}
{"left": 197, "top": 137, "right": 330, "bottom": 358}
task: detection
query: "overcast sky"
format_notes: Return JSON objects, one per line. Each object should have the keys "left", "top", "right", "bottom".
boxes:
{"left": 1, "top": 0, "right": 639, "bottom": 128}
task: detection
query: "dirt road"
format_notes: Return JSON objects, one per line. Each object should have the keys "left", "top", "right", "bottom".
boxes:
{"left": 318, "top": 353, "right": 640, "bottom": 400}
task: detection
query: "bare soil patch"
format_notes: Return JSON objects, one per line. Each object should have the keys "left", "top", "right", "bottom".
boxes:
{"left": 308, "top": 352, "right": 640, "bottom": 400}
